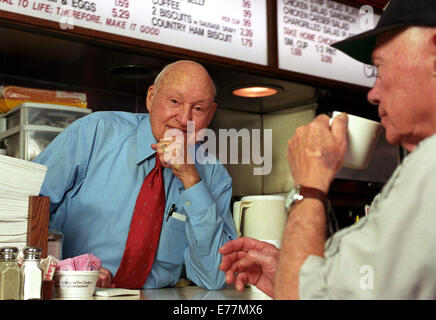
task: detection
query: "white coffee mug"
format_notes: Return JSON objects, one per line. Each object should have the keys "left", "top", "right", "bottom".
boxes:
{"left": 331, "top": 111, "right": 383, "bottom": 170}
{"left": 233, "top": 195, "right": 287, "bottom": 248}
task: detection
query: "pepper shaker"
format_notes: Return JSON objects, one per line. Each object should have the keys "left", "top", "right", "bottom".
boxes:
{"left": 0, "top": 247, "right": 21, "bottom": 300}
{"left": 21, "top": 247, "right": 43, "bottom": 300}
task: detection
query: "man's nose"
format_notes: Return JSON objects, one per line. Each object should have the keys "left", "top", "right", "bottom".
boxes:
{"left": 367, "top": 82, "right": 380, "bottom": 106}
{"left": 176, "top": 104, "right": 192, "bottom": 126}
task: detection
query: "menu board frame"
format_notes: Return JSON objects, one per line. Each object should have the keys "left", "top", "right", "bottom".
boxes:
{"left": 0, "top": 1, "right": 271, "bottom": 65}
{"left": 0, "top": 0, "right": 383, "bottom": 90}
{"left": 276, "top": 0, "right": 380, "bottom": 87}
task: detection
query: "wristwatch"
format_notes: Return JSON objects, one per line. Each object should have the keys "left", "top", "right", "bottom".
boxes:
{"left": 284, "top": 184, "right": 329, "bottom": 213}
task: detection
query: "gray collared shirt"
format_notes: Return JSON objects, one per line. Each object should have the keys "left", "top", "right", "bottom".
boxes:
{"left": 299, "top": 133, "right": 436, "bottom": 299}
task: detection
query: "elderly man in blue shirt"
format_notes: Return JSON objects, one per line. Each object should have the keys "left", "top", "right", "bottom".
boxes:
{"left": 33, "top": 60, "right": 237, "bottom": 290}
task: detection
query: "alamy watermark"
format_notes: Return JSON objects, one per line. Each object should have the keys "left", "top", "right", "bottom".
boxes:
{"left": 58, "top": 0, "right": 75, "bottom": 30}
{"left": 359, "top": 5, "right": 375, "bottom": 32}
{"left": 162, "top": 121, "right": 272, "bottom": 176}
{"left": 360, "top": 265, "right": 374, "bottom": 290}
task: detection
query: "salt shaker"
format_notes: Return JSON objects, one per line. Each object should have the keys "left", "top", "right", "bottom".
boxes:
{"left": 0, "top": 247, "right": 21, "bottom": 300}
{"left": 21, "top": 247, "right": 43, "bottom": 300}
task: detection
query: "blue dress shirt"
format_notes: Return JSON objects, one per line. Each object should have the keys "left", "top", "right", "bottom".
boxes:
{"left": 33, "top": 111, "right": 237, "bottom": 290}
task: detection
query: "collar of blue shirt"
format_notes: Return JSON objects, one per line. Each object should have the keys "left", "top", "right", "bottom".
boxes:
{"left": 136, "top": 115, "right": 157, "bottom": 165}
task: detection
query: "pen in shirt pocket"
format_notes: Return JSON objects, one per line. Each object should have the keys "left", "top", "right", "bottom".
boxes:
{"left": 166, "top": 203, "right": 176, "bottom": 222}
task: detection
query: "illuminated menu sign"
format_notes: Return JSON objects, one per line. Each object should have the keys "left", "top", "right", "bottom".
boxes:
{"left": 277, "top": 0, "right": 380, "bottom": 87}
{"left": 0, "top": 0, "right": 268, "bottom": 65}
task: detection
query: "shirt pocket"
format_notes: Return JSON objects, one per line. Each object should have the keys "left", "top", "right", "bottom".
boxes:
{"left": 155, "top": 217, "right": 187, "bottom": 265}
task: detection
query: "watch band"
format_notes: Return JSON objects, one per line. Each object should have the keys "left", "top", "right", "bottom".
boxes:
{"left": 300, "top": 186, "right": 339, "bottom": 237}
{"left": 299, "top": 185, "right": 328, "bottom": 209}
{"left": 286, "top": 184, "right": 339, "bottom": 237}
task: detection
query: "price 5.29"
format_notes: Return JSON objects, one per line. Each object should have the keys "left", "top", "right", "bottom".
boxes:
{"left": 112, "top": 8, "right": 130, "bottom": 19}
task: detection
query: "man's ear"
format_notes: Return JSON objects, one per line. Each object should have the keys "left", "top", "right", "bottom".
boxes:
{"left": 146, "top": 85, "right": 155, "bottom": 113}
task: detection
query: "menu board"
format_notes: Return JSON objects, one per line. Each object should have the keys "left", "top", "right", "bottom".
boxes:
{"left": 0, "top": 0, "right": 268, "bottom": 65}
{"left": 277, "top": 0, "right": 380, "bottom": 87}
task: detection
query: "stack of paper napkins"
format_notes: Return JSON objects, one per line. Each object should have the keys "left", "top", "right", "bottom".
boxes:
{"left": 0, "top": 154, "right": 47, "bottom": 250}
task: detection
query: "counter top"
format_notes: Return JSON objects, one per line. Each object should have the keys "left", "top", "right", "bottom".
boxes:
{"left": 54, "top": 285, "right": 272, "bottom": 300}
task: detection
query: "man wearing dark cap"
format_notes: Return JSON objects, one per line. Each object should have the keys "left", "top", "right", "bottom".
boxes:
{"left": 219, "top": 0, "right": 436, "bottom": 299}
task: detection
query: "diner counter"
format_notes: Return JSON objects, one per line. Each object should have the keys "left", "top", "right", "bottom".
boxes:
{"left": 53, "top": 285, "right": 272, "bottom": 300}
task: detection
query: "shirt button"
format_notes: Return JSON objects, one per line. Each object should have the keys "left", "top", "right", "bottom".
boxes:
{"left": 185, "top": 201, "right": 191, "bottom": 206}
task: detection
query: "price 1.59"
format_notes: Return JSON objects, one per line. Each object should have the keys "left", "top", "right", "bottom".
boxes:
{"left": 114, "top": 0, "right": 129, "bottom": 7}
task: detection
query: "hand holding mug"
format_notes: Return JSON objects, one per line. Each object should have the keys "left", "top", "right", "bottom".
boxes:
{"left": 287, "top": 113, "right": 348, "bottom": 193}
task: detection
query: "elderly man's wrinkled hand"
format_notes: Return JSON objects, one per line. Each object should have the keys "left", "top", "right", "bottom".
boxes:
{"left": 219, "top": 237, "right": 279, "bottom": 298}
{"left": 152, "top": 135, "right": 200, "bottom": 190}
{"left": 287, "top": 113, "right": 348, "bottom": 193}
{"left": 97, "top": 267, "right": 116, "bottom": 288}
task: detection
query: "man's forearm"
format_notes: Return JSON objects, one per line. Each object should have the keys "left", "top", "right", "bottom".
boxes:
{"left": 182, "top": 179, "right": 236, "bottom": 290}
{"left": 275, "top": 198, "right": 326, "bottom": 299}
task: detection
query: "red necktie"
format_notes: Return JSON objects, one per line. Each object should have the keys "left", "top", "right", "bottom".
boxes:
{"left": 113, "top": 153, "right": 165, "bottom": 289}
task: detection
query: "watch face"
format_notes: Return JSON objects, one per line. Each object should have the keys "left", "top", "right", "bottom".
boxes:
{"left": 285, "top": 185, "right": 301, "bottom": 211}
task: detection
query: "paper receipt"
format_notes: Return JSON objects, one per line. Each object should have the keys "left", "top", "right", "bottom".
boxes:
{"left": 94, "top": 288, "right": 140, "bottom": 297}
